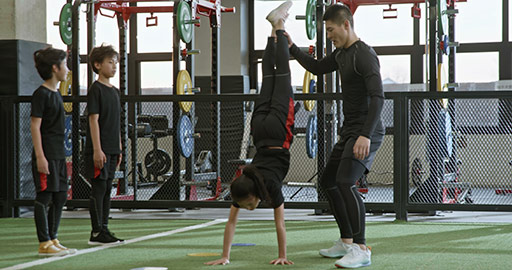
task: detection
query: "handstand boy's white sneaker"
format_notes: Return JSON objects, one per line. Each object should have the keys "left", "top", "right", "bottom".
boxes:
{"left": 266, "top": 0, "right": 293, "bottom": 24}
{"left": 334, "top": 244, "right": 371, "bottom": 268}
{"left": 319, "top": 238, "right": 353, "bottom": 258}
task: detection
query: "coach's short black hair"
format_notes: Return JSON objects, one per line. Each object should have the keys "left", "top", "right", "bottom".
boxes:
{"left": 33, "top": 47, "right": 67, "bottom": 80}
{"left": 323, "top": 4, "right": 354, "bottom": 28}
{"left": 89, "top": 44, "right": 119, "bottom": 74}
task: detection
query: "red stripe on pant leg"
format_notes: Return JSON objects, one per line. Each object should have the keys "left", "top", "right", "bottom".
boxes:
{"left": 39, "top": 173, "right": 47, "bottom": 192}
{"left": 282, "top": 97, "right": 295, "bottom": 149}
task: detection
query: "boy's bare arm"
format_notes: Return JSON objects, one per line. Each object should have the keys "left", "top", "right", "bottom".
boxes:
{"left": 30, "top": 117, "right": 49, "bottom": 174}
{"left": 89, "top": 114, "right": 106, "bottom": 169}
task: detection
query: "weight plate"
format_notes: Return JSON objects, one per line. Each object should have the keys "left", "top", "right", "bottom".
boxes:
{"left": 144, "top": 149, "right": 172, "bottom": 177}
{"left": 438, "top": 0, "right": 449, "bottom": 36}
{"left": 437, "top": 63, "right": 448, "bottom": 108}
{"left": 305, "top": 0, "right": 316, "bottom": 40}
{"left": 177, "top": 1, "right": 193, "bottom": 43}
{"left": 177, "top": 115, "right": 194, "bottom": 158}
{"left": 59, "top": 3, "right": 73, "bottom": 45}
{"left": 64, "top": 115, "right": 72, "bottom": 157}
{"left": 177, "top": 70, "right": 193, "bottom": 112}
{"left": 303, "top": 71, "right": 316, "bottom": 111}
{"left": 306, "top": 114, "right": 317, "bottom": 159}
{"left": 59, "top": 70, "right": 73, "bottom": 113}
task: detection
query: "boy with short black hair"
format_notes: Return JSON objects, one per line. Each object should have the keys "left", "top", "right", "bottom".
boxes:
{"left": 31, "top": 47, "right": 76, "bottom": 256}
{"left": 84, "top": 44, "right": 124, "bottom": 245}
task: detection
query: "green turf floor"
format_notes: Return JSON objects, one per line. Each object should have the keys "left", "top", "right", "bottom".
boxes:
{"left": 1, "top": 218, "right": 512, "bottom": 270}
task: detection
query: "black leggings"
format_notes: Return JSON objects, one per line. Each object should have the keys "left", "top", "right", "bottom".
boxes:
{"left": 251, "top": 30, "right": 294, "bottom": 149}
{"left": 320, "top": 139, "right": 368, "bottom": 245}
{"left": 34, "top": 191, "right": 68, "bottom": 242}
{"left": 89, "top": 178, "right": 113, "bottom": 232}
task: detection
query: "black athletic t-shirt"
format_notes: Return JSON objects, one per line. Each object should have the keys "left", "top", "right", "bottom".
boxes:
{"left": 290, "top": 40, "right": 385, "bottom": 140}
{"left": 31, "top": 86, "right": 65, "bottom": 160}
{"left": 232, "top": 148, "right": 290, "bottom": 209}
{"left": 84, "top": 81, "right": 121, "bottom": 155}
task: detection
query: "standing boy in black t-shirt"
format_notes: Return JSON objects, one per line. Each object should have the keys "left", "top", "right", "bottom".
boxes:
{"left": 285, "top": 4, "right": 384, "bottom": 269}
{"left": 84, "top": 44, "right": 124, "bottom": 245}
{"left": 31, "top": 47, "right": 76, "bottom": 256}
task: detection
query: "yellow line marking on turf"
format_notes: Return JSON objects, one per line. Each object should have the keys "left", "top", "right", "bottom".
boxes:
{"left": 3, "top": 219, "right": 227, "bottom": 270}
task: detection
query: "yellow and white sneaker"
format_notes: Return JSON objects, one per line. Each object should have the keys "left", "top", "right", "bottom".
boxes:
{"left": 38, "top": 240, "right": 68, "bottom": 256}
{"left": 52, "top": 239, "right": 77, "bottom": 254}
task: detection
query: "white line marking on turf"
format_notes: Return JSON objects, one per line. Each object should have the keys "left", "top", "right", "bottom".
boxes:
{"left": 3, "top": 219, "right": 227, "bottom": 270}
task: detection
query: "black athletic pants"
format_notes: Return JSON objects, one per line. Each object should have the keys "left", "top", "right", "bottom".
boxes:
{"left": 320, "top": 137, "right": 369, "bottom": 245}
{"left": 89, "top": 154, "right": 118, "bottom": 233}
{"left": 34, "top": 191, "right": 68, "bottom": 242}
{"left": 251, "top": 30, "right": 294, "bottom": 149}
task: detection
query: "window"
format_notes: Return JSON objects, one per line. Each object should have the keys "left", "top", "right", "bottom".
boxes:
{"left": 140, "top": 62, "right": 172, "bottom": 94}
{"left": 455, "top": 0, "right": 502, "bottom": 43}
{"left": 254, "top": 0, "right": 310, "bottom": 50}
{"left": 379, "top": 55, "right": 411, "bottom": 84}
{"left": 455, "top": 52, "right": 499, "bottom": 83}
{"left": 420, "top": 1, "right": 502, "bottom": 44}
{"left": 136, "top": 1, "right": 173, "bottom": 53}
{"left": 353, "top": 5, "right": 414, "bottom": 46}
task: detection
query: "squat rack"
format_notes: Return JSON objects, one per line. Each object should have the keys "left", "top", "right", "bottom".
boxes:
{"left": 68, "top": 0, "right": 234, "bottom": 201}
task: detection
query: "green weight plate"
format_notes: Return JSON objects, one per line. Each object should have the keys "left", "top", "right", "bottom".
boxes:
{"left": 438, "top": 0, "right": 448, "bottom": 36}
{"left": 177, "top": 1, "right": 193, "bottom": 43}
{"left": 305, "top": 0, "right": 316, "bottom": 40}
{"left": 59, "top": 3, "right": 72, "bottom": 45}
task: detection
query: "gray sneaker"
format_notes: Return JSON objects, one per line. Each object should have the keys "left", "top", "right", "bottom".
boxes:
{"left": 334, "top": 244, "right": 371, "bottom": 268}
{"left": 319, "top": 238, "right": 353, "bottom": 258}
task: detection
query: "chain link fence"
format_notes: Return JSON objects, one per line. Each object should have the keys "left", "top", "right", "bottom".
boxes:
{"left": 409, "top": 97, "right": 512, "bottom": 205}
{"left": 9, "top": 92, "right": 512, "bottom": 211}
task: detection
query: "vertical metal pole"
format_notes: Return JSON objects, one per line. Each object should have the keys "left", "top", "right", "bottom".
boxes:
{"left": 316, "top": 2, "right": 327, "bottom": 206}
{"left": 14, "top": 103, "right": 20, "bottom": 217}
{"left": 446, "top": 1, "right": 457, "bottom": 177}
{"left": 428, "top": 0, "right": 437, "bottom": 93}
{"left": 185, "top": 3, "right": 196, "bottom": 190}
{"left": 427, "top": 0, "right": 442, "bottom": 202}
{"left": 211, "top": 17, "right": 221, "bottom": 185}
{"left": 128, "top": 2, "right": 139, "bottom": 198}
{"left": 394, "top": 94, "right": 409, "bottom": 221}
{"left": 410, "top": 14, "right": 425, "bottom": 136}
{"left": 501, "top": 0, "right": 511, "bottom": 80}
{"left": 117, "top": 15, "right": 129, "bottom": 195}
{"left": 71, "top": 0, "right": 82, "bottom": 199}
{"left": 172, "top": 0, "right": 182, "bottom": 200}
{"left": 87, "top": 1, "right": 95, "bottom": 87}
{"left": 248, "top": 0, "right": 257, "bottom": 90}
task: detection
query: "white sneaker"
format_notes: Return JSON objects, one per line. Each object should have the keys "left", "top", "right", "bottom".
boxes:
{"left": 334, "top": 244, "right": 371, "bottom": 268}
{"left": 266, "top": 0, "right": 293, "bottom": 24}
{"left": 319, "top": 238, "right": 353, "bottom": 258}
